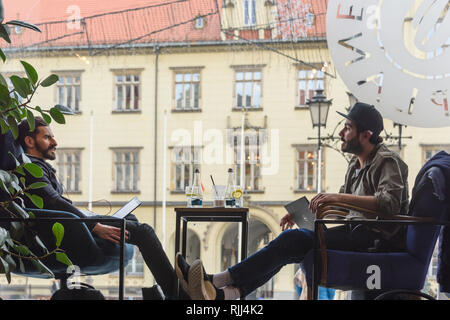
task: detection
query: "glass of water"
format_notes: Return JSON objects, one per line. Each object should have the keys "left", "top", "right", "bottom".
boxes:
{"left": 185, "top": 186, "right": 192, "bottom": 207}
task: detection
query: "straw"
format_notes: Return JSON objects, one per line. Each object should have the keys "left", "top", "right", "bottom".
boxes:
{"left": 210, "top": 175, "right": 218, "bottom": 197}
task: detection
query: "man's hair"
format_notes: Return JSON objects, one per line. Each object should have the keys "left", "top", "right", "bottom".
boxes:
{"left": 18, "top": 116, "right": 49, "bottom": 151}
{"left": 355, "top": 123, "right": 383, "bottom": 145}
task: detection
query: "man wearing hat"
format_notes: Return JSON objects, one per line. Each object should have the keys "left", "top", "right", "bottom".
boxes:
{"left": 177, "top": 103, "right": 409, "bottom": 300}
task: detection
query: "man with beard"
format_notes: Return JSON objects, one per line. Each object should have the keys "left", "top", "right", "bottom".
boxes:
{"left": 17, "top": 117, "right": 190, "bottom": 300}
{"left": 177, "top": 102, "right": 409, "bottom": 300}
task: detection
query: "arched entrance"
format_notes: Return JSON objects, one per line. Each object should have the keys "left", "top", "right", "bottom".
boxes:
{"left": 220, "top": 218, "right": 274, "bottom": 299}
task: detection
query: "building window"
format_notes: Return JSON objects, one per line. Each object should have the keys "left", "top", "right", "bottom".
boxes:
{"left": 56, "top": 73, "right": 82, "bottom": 113}
{"left": 297, "top": 67, "right": 324, "bottom": 107}
{"left": 112, "top": 249, "right": 144, "bottom": 277}
{"left": 126, "top": 249, "right": 144, "bottom": 276}
{"left": 194, "top": 17, "right": 204, "bottom": 29}
{"left": 56, "top": 149, "right": 82, "bottom": 193}
{"left": 173, "top": 70, "right": 201, "bottom": 111}
{"left": 112, "top": 148, "right": 140, "bottom": 193}
{"left": 113, "top": 71, "right": 142, "bottom": 112}
{"left": 233, "top": 133, "right": 263, "bottom": 192}
{"left": 295, "top": 146, "right": 322, "bottom": 192}
{"left": 234, "top": 69, "right": 262, "bottom": 109}
{"left": 422, "top": 145, "right": 450, "bottom": 164}
{"left": 172, "top": 146, "right": 201, "bottom": 191}
{"left": 244, "top": 0, "right": 256, "bottom": 26}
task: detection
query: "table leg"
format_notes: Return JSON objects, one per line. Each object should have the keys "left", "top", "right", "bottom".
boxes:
{"left": 182, "top": 218, "right": 188, "bottom": 258}
{"left": 241, "top": 214, "right": 248, "bottom": 260}
{"left": 175, "top": 212, "right": 181, "bottom": 260}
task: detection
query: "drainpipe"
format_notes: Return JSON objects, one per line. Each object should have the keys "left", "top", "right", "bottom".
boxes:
{"left": 153, "top": 46, "right": 160, "bottom": 229}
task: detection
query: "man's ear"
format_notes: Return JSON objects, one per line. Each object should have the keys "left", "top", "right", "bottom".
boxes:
{"left": 24, "top": 136, "right": 35, "bottom": 150}
{"left": 359, "top": 131, "right": 372, "bottom": 143}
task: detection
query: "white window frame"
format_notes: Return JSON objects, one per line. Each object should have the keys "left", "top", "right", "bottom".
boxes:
{"left": 112, "top": 69, "right": 143, "bottom": 112}
{"left": 294, "top": 145, "right": 323, "bottom": 192}
{"left": 233, "top": 132, "right": 263, "bottom": 192}
{"left": 56, "top": 148, "right": 82, "bottom": 194}
{"left": 171, "top": 146, "right": 201, "bottom": 191}
{"left": 233, "top": 68, "right": 263, "bottom": 109}
{"left": 111, "top": 148, "right": 141, "bottom": 193}
{"left": 172, "top": 68, "right": 202, "bottom": 111}
{"left": 296, "top": 67, "right": 325, "bottom": 108}
{"left": 54, "top": 72, "right": 83, "bottom": 113}
{"left": 243, "top": 0, "right": 257, "bottom": 26}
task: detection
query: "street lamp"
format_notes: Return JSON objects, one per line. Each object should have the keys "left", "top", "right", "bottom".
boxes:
{"left": 306, "top": 89, "right": 332, "bottom": 193}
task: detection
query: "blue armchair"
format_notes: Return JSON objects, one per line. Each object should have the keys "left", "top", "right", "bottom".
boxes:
{"left": 300, "top": 164, "right": 449, "bottom": 300}
{"left": 0, "top": 130, "right": 134, "bottom": 299}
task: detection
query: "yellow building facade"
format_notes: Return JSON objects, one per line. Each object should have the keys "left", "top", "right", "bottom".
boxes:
{"left": 1, "top": 1, "right": 447, "bottom": 300}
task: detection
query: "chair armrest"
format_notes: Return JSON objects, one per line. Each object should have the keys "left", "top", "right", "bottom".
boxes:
{"left": 316, "top": 202, "right": 381, "bottom": 219}
{"left": 316, "top": 202, "right": 435, "bottom": 222}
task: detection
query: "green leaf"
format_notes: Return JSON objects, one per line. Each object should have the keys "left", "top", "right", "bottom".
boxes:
{"left": 0, "top": 83, "right": 11, "bottom": 107}
{"left": 28, "top": 182, "right": 47, "bottom": 189}
{"left": 41, "top": 112, "right": 51, "bottom": 124}
{"left": 21, "top": 61, "right": 38, "bottom": 85}
{"left": 6, "top": 116, "right": 18, "bottom": 139}
{"left": 31, "top": 259, "right": 54, "bottom": 277}
{"left": 49, "top": 107, "right": 65, "bottom": 124}
{"left": 8, "top": 152, "right": 20, "bottom": 168}
{"left": 36, "top": 107, "right": 52, "bottom": 124}
{"left": 0, "top": 117, "right": 8, "bottom": 134}
{"left": 0, "top": 257, "right": 11, "bottom": 283}
{"left": 9, "top": 201, "right": 29, "bottom": 219}
{"left": 18, "top": 258, "right": 25, "bottom": 273}
{"left": 0, "top": 73, "right": 7, "bottom": 88}
{"left": 9, "top": 75, "right": 30, "bottom": 98}
{"left": 54, "top": 104, "right": 75, "bottom": 115}
{"left": 40, "top": 74, "right": 59, "bottom": 87}
{"left": 26, "top": 109, "right": 35, "bottom": 132}
{"left": 0, "top": 48, "right": 6, "bottom": 63}
{"left": 24, "top": 162, "right": 43, "bottom": 178}
{"left": 52, "top": 222, "right": 64, "bottom": 248}
{"left": 14, "top": 244, "right": 30, "bottom": 255}
{"left": 4, "top": 254, "right": 16, "bottom": 272}
{"left": 24, "top": 192, "right": 43, "bottom": 209}
{"left": 34, "top": 235, "right": 49, "bottom": 254}
{"left": 5, "top": 20, "right": 41, "bottom": 33}
{"left": 55, "top": 252, "right": 73, "bottom": 267}
{"left": 0, "top": 178, "right": 9, "bottom": 196}
{"left": 0, "top": 228, "right": 8, "bottom": 247}
{"left": 14, "top": 165, "right": 25, "bottom": 176}
{"left": 0, "top": 24, "right": 11, "bottom": 43}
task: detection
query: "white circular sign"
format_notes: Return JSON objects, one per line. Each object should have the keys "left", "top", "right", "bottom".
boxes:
{"left": 326, "top": 0, "right": 450, "bottom": 127}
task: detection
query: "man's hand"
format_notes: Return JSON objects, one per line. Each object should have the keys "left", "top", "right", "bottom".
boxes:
{"left": 92, "top": 223, "right": 129, "bottom": 244}
{"left": 280, "top": 213, "right": 295, "bottom": 231}
{"left": 309, "top": 193, "right": 341, "bottom": 214}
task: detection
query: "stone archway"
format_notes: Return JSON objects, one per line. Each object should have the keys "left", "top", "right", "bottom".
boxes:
{"left": 220, "top": 217, "right": 275, "bottom": 299}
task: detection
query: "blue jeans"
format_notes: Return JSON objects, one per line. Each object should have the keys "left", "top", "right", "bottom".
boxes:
{"left": 228, "top": 226, "right": 378, "bottom": 297}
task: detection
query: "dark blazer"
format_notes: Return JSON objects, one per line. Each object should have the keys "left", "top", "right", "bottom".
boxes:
{"left": 22, "top": 155, "right": 97, "bottom": 231}
{"left": 413, "top": 151, "right": 450, "bottom": 293}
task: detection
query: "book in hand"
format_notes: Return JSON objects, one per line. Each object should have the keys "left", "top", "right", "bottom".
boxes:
{"left": 284, "top": 196, "right": 315, "bottom": 230}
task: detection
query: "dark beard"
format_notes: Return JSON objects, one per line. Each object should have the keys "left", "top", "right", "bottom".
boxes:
{"left": 341, "top": 135, "right": 363, "bottom": 154}
{"left": 36, "top": 143, "right": 56, "bottom": 160}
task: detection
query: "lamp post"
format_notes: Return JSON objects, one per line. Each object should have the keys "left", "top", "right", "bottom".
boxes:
{"left": 306, "top": 89, "right": 332, "bottom": 193}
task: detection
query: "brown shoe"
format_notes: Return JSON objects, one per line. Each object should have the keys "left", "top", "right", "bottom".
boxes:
{"left": 187, "top": 259, "right": 216, "bottom": 300}
{"left": 175, "top": 252, "right": 189, "bottom": 293}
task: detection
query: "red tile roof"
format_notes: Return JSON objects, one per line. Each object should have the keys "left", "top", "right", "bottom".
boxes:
{"left": 3, "top": 0, "right": 222, "bottom": 49}
{"left": 2, "top": 0, "right": 327, "bottom": 50}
